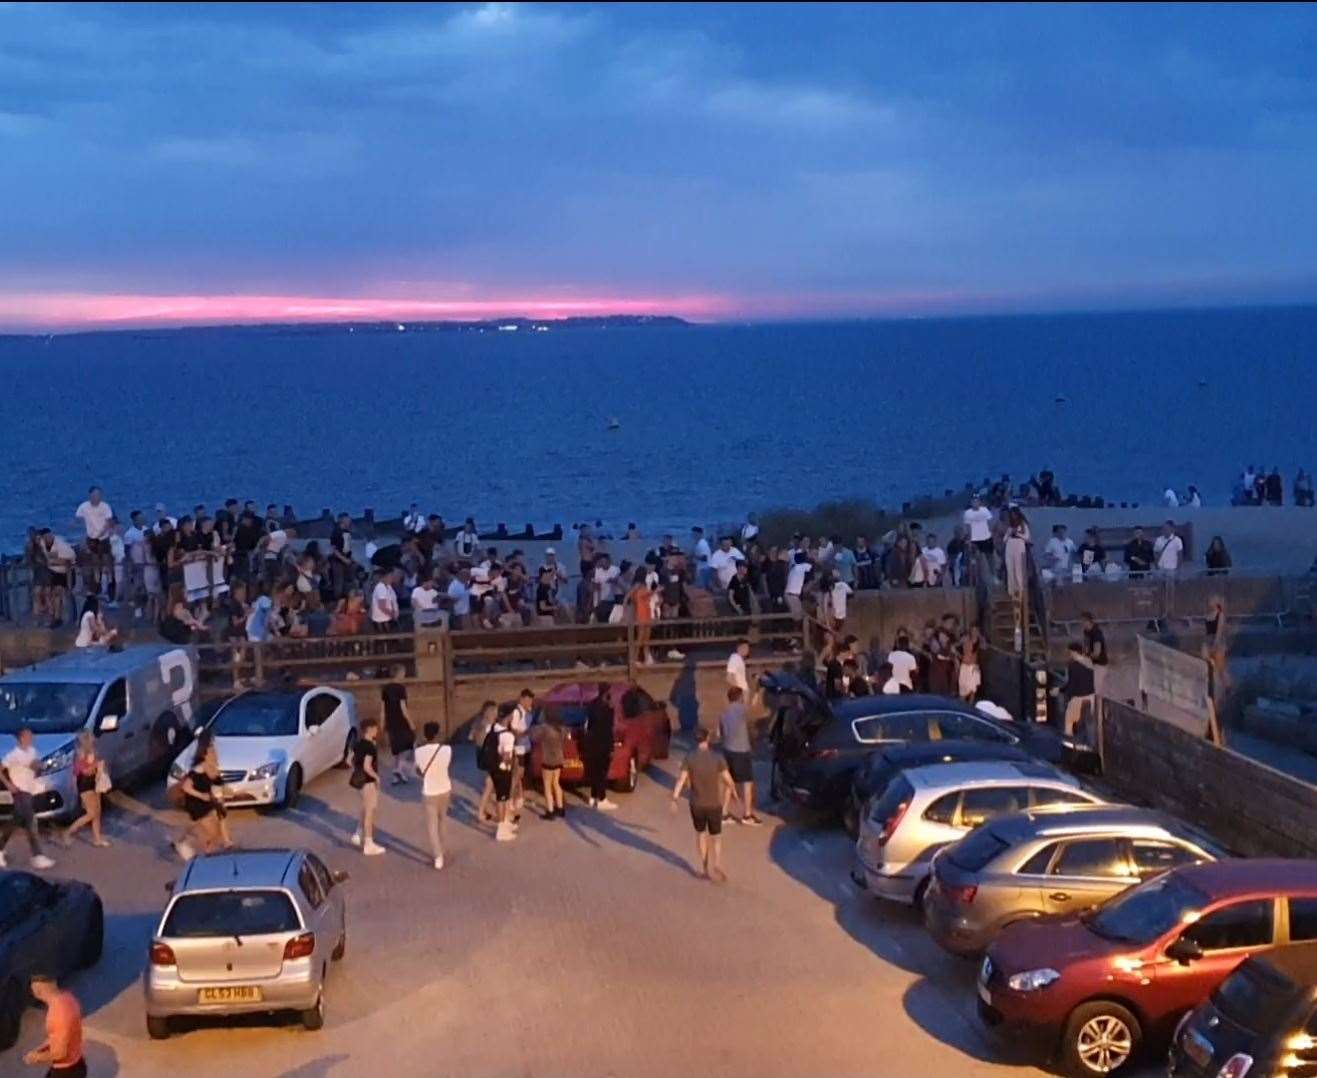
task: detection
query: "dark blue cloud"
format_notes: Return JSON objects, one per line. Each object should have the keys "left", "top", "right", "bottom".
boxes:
{"left": 1, "top": 2, "right": 1315, "bottom": 313}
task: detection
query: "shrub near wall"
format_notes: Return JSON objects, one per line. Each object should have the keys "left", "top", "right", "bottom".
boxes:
{"left": 1100, "top": 699, "right": 1317, "bottom": 857}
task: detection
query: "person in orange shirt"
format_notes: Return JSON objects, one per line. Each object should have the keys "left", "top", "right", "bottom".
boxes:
{"left": 625, "top": 567, "right": 656, "bottom": 665}
{"left": 23, "top": 974, "right": 85, "bottom": 1077}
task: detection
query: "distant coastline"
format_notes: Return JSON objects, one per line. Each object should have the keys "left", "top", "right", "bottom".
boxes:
{"left": 0, "top": 313, "right": 691, "bottom": 342}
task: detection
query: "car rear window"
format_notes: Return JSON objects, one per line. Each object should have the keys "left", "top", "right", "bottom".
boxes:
{"left": 1214, "top": 962, "right": 1297, "bottom": 1037}
{"left": 164, "top": 890, "right": 301, "bottom": 937}
{"left": 868, "top": 775, "right": 914, "bottom": 824}
{"left": 947, "top": 827, "right": 1009, "bottom": 872}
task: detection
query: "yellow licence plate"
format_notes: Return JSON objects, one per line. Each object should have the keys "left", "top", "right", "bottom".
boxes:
{"left": 199, "top": 985, "right": 262, "bottom": 1004}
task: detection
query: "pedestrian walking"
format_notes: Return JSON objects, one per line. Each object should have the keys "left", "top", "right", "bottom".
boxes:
{"left": 718, "top": 687, "right": 759, "bottom": 826}
{"left": 531, "top": 710, "right": 566, "bottom": 819}
{"left": 957, "top": 625, "right": 983, "bottom": 702}
{"left": 413, "top": 722, "right": 452, "bottom": 870}
{"left": 22, "top": 974, "right": 85, "bottom": 1078}
{"left": 172, "top": 729, "right": 228, "bottom": 860}
{"left": 510, "top": 688, "right": 535, "bottom": 819}
{"left": 1062, "top": 643, "right": 1096, "bottom": 738}
{"left": 473, "top": 700, "right": 502, "bottom": 823}
{"left": 670, "top": 727, "right": 736, "bottom": 882}
{"left": 381, "top": 668, "right": 415, "bottom": 784}
{"left": 0, "top": 728, "right": 55, "bottom": 870}
{"left": 583, "top": 683, "right": 618, "bottom": 811}
{"left": 489, "top": 703, "right": 518, "bottom": 841}
{"left": 61, "top": 732, "right": 111, "bottom": 848}
{"left": 349, "top": 719, "right": 386, "bottom": 855}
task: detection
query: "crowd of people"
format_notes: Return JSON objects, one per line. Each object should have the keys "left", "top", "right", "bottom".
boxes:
{"left": 1228, "top": 465, "right": 1315, "bottom": 507}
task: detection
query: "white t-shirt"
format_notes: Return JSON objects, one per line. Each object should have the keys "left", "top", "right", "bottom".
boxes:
{"left": 109, "top": 534, "right": 125, "bottom": 563}
{"left": 786, "top": 561, "right": 811, "bottom": 596}
{"left": 46, "top": 536, "right": 76, "bottom": 566}
{"left": 888, "top": 649, "right": 918, "bottom": 690}
{"left": 917, "top": 546, "right": 947, "bottom": 585}
{"left": 76, "top": 499, "right": 114, "bottom": 540}
{"left": 75, "top": 611, "right": 99, "bottom": 647}
{"left": 726, "top": 651, "right": 748, "bottom": 692}
{"left": 1164, "top": 488, "right": 1180, "bottom": 508}
{"left": 265, "top": 529, "right": 288, "bottom": 557}
{"left": 692, "top": 538, "right": 711, "bottom": 566}
{"left": 413, "top": 743, "right": 452, "bottom": 796}
{"left": 830, "top": 580, "right": 853, "bottom": 620}
{"left": 411, "top": 585, "right": 440, "bottom": 618}
{"left": 1154, "top": 534, "right": 1184, "bottom": 571}
{"left": 881, "top": 677, "right": 901, "bottom": 696}
{"left": 710, "top": 547, "right": 744, "bottom": 589}
{"left": 124, "top": 525, "right": 148, "bottom": 565}
{"left": 593, "top": 565, "right": 621, "bottom": 603}
{"left": 1044, "top": 536, "right": 1075, "bottom": 574}
{"left": 2, "top": 745, "right": 42, "bottom": 794}
{"left": 963, "top": 506, "right": 993, "bottom": 543}
{"left": 741, "top": 523, "right": 759, "bottom": 546}
{"left": 370, "top": 581, "right": 399, "bottom": 623}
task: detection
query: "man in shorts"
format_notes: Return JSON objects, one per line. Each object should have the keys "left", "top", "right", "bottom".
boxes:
{"left": 671, "top": 727, "right": 737, "bottom": 881}
{"left": 718, "top": 687, "right": 760, "bottom": 826}
{"left": 74, "top": 486, "right": 113, "bottom": 599}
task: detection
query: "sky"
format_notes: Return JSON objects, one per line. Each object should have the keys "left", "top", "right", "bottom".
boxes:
{"left": 1, "top": 2, "right": 1316, "bottom": 329}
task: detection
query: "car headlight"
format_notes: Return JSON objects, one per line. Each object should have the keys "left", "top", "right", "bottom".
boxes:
{"left": 36, "top": 741, "right": 77, "bottom": 776}
{"left": 1007, "top": 968, "right": 1060, "bottom": 992}
{"left": 252, "top": 761, "right": 281, "bottom": 781}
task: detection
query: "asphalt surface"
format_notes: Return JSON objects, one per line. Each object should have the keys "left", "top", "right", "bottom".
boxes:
{"left": 4, "top": 743, "right": 1163, "bottom": 1078}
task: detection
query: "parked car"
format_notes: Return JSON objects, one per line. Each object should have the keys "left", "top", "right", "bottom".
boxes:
{"left": 0, "top": 870, "right": 103, "bottom": 1049}
{"left": 854, "top": 760, "right": 1105, "bottom": 907}
{"left": 0, "top": 644, "right": 199, "bottom": 820}
{"left": 144, "top": 848, "right": 348, "bottom": 1038}
{"left": 765, "top": 671, "right": 1034, "bottom": 819}
{"left": 842, "top": 739, "right": 1033, "bottom": 837}
{"left": 526, "top": 683, "right": 668, "bottom": 794}
{"left": 169, "top": 689, "right": 358, "bottom": 810}
{"left": 979, "top": 859, "right": 1317, "bottom": 1077}
{"left": 1168, "top": 941, "right": 1317, "bottom": 1078}
{"left": 540, "top": 681, "right": 671, "bottom": 760}
{"left": 924, "top": 804, "right": 1225, "bottom": 956}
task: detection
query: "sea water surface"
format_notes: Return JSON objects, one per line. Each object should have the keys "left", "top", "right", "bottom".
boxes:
{"left": 0, "top": 305, "right": 1315, "bottom": 551}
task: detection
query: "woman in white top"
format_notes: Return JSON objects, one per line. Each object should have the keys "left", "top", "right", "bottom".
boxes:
{"left": 412, "top": 722, "right": 452, "bottom": 870}
{"left": 74, "top": 595, "right": 118, "bottom": 648}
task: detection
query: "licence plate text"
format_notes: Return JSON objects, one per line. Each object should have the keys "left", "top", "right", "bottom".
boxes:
{"left": 199, "top": 985, "right": 262, "bottom": 1004}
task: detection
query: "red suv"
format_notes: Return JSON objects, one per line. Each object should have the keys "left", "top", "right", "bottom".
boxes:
{"left": 977, "top": 859, "right": 1317, "bottom": 1077}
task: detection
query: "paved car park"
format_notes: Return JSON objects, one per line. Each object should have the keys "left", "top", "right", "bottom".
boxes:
{"left": 6, "top": 742, "right": 1163, "bottom": 1077}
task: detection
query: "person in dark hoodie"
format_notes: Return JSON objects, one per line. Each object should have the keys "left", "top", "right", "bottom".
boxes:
{"left": 583, "top": 683, "right": 617, "bottom": 811}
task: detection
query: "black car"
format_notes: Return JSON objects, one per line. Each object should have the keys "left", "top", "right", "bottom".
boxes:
{"left": 0, "top": 871, "right": 103, "bottom": 1049}
{"left": 1169, "top": 941, "right": 1317, "bottom": 1078}
{"left": 840, "top": 739, "right": 1033, "bottom": 837}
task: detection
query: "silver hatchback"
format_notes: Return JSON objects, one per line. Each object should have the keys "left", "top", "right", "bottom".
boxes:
{"left": 144, "top": 848, "right": 348, "bottom": 1038}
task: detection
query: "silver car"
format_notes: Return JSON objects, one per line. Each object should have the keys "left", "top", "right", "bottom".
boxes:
{"left": 854, "top": 760, "right": 1105, "bottom": 906}
{"left": 144, "top": 848, "right": 347, "bottom": 1038}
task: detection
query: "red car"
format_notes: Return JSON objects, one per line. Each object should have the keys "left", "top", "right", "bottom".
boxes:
{"left": 978, "top": 859, "right": 1317, "bottom": 1077}
{"left": 526, "top": 682, "right": 672, "bottom": 794}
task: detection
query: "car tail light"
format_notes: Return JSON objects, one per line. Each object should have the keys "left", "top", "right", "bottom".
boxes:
{"left": 806, "top": 746, "right": 838, "bottom": 760}
{"left": 149, "top": 942, "right": 177, "bottom": 966}
{"left": 1215, "top": 1054, "right": 1253, "bottom": 1078}
{"left": 282, "top": 932, "right": 316, "bottom": 961}
{"left": 879, "top": 799, "right": 911, "bottom": 845}
{"left": 945, "top": 883, "right": 978, "bottom": 905}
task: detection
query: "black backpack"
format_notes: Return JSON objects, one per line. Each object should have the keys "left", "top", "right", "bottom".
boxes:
{"left": 478, "top": 726, "right": 501, "bottom": 773}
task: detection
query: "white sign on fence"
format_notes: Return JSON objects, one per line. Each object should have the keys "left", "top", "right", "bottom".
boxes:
{"left": 1138, "top": 636, "right": 1211, "bottom": 718}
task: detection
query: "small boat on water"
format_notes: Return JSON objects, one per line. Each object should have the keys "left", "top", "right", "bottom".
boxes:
{"left": 606, "top": 417, "right": 621, "bottom": 431}
{"left": 1054, "top": 395, "right": 1068, "bottom": 403}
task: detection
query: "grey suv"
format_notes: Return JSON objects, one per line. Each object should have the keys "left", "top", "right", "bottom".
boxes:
{"left": 923, "top": 804, "right": 1224, "bottom": 956}
{"left": 144, "top": 848, "right": 348, "bottom": 1038}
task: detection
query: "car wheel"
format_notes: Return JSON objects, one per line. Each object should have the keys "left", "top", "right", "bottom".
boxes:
{"left": 0, "top": 978, "right": 24, "bottom": 1051}
{"left": 281, "top": 765, "right": 303, "bottom": 810}
{"left": 1062, "top": 1001, "right": 1141, "bottom": 1076}
{"left": 911, "top": 877, "right": 930, "bottom": 912}
{"left": 79, "top": 899, "right": 104, "bottom": 968}
{"left": 146, "top": 1014, "right": 171, "bottom": 1040}
{"left": 300, "top": 993, "right": 325, "bottom": 1031}
{"left": 150, "top": 711, "right": 186, "bottom": 775}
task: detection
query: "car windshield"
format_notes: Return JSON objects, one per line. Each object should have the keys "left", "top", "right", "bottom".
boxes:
{"left": 0, "top": 682, "right": 101, "bottom": 735}
{"left": 947, "top": 827, "right": 1010, "bottom": 872}
{"left": 211, "top": 701, "right": 298, "bottom": 738}
{"left": 1084, "top": 871, "right": 1209, "bottom": 944}
{"left": 1213, "top": 962, "right": 1295, "bottom": 1036}
{"left": 163, "top": 890, "right": 300, "bottom": 937}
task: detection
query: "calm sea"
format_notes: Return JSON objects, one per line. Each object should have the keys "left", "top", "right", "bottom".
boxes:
{"left": 1, "top": 305, "right": 1315, "bottom": 552}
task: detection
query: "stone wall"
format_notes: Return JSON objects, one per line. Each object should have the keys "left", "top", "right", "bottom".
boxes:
{"left": 1099, "top": 698, "right": 1317, "bottom": 857}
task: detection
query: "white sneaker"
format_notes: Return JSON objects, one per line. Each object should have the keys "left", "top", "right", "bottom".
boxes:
{"left": 644, "top": 654, "right": 656, "bottom": 666}
{"left": 597, "top": 798, "right": 619, "bottom": 811}
{"left": 134, "top": 608, "right": 144, "bottom": 620}
{"left": 363, "top": 842, "right": 386, "bottom": 856}
{"left": 433, "top": 856, "right": 444, "bottom": 870}
{"left": 31, "top": 854, "right": 55, "bottom": 870}
{"left": 0, "top": 851, "right": 8, "bottom": 868}
{"left": 666, "top": 649, "right": 686, "bottom": 660}
{"left": 349, "top": 831, "right": 362, "bottom": 847}
{"left": 495, "top": 822, "right": 516, "bottom": 842}
{"left": 588, "top": 797, "right": 598, "bottom": 808}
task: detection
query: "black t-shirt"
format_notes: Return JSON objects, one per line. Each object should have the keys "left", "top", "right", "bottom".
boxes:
{"left": 535, "top": 582, "right": 555, "bottom": 616}
{"left": 584, "top": 698, "right": 614, "bottom": 751}
{"left": 214, "top": 509, "right": 234, "bottom": 538}
{"left": 1077, "top": 542, "right": 1105, "bottom": 570}
{"left": 150, "top": 530, "right": 175, "bottom": 567}
{"left": 178, "top": 532, "right": 201, "bottom": 553}
{"left": 1124, "top": 538, "right": 1154, "bottom": 572}
{"left": 371, "top": 544, "right": 402, "bottom": 571}
{"left": 330, "top": 527, "right": 352, "bottom": 560}
{"left": 765, "top": 560, "right": 788, "bottom": 598}
{"left": 824, "top": 659, "right": 847, "bottom": 698}
{"left": 1083, "top": 626, "right": 1108, "bottom": 665}
{"left": 159, "top": 615, "right": 193, "bottom": 645}
{"left": 234, "top": 519, "right": 263, "bottom": 555}
{"left": 728, "top": 575, "right": 752, "bottom": 611}
{"left": 351, "top": 739, "right": 378, "bottom": 784}
{"left": 381, "top": 683, "right": 408, "bottom": 729}
{"left": 1067, "top": 659, "right": 1096, "bottom": 697}
{"left": 662, "top": 573, "right": 684, "bottom": 606}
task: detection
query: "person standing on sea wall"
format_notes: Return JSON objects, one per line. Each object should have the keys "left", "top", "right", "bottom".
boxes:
{"left": 1004, "top": 509, "right": 1030, "bottom": 597}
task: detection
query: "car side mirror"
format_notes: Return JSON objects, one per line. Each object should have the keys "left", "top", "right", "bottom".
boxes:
{"left": 1166, "top": 937, "right": 1203, "bottom": 964}
{"left": 332, "top": 870, "right": 350, "bottom": 885}
{"left": 98, "top": 714, "right": 120, "bottom": 733}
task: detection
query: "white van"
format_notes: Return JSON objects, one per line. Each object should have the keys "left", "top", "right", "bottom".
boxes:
{"left": 0, "top": 644, "right": 199, "bottom": 820}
